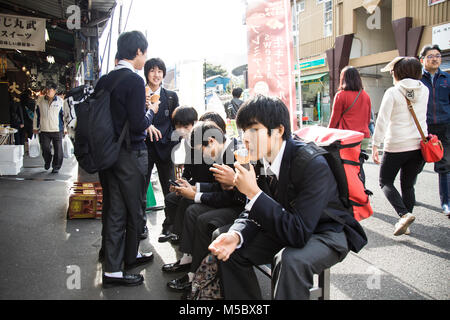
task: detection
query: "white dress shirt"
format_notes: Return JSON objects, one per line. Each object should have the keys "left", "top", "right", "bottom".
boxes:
{"left": 235, "top": 140, "right": 286, "bottom": 248}
{"left": 114, "top": 60, "right": 137, "bottom": 72}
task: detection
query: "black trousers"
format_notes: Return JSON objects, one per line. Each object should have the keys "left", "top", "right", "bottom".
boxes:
{"left": 379, "top": 149, "right": 425, "bottom": 216}
{"left": 178, "top": 204, "right": 242, "bottom": 272}
{"left": 142, "top": 154, "right": 175, "bottom": 230}
{"left": 213, "top": 226, "right": 348, "bottom": 300}
{"left": 163, "top": 192, "right": 194, "bottom": 234}
{"left": 39, "top": 131, "right": 63, "bottom": 170}
{"left": 102, "top": 148, "right": 148, "bottom": 272}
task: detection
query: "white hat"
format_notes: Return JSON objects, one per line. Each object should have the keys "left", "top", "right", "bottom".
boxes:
{"left": 380, "top": 56, "right": 405, "bottom": 72}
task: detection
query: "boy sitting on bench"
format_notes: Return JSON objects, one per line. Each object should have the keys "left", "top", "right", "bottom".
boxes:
{"left": 208, "top": 96, "right": 367, "bottom": 299}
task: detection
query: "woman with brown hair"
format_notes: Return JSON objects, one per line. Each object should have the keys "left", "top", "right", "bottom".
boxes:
{"left": 372, "top": 57, "right": 429, "bottom": 236}
{"left": 328, "top": 66, "right": 372, "bottom": 150}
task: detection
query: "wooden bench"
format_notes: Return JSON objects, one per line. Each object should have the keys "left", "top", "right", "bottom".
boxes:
{"left": 255, "top": 264, "right": 330, "bottom": 300}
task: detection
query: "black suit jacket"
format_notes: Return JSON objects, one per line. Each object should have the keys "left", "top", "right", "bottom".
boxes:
{"left": 197, "top": 138, "right": 247, "bottom": 209}
{"left": 229, "top": 138, "right": 367, "bottom": 253}
{"left": 146, "top": 87, "right": 179, "bottom": 162}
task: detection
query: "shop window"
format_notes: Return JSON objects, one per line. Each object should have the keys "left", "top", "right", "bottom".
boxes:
{"left": 297, "top": 0, "right": 305, "bottom": 13}
{"left": 324, "top": 0, "right": 332, "bottom": 37}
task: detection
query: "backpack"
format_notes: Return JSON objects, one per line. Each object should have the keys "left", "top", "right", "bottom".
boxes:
{"left": 225, "top": 100, "right": 239, "bottom": 119}
{"left": 73, "top": 71, "right": 131, "bottom": 174}
{"left": 187, "top": 253, "right": 223, "bottom": 300}
{"left": 293, "top": 126, "right": 373, "bottom": 222}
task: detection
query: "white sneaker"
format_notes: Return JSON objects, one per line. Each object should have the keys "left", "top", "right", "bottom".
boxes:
{"left": 443, "top": 204, "right": 450, "bottom": 216}
{"left": 394, "top": 213, "right": 415, "bottom": 236}
{"left": 395, "top": 223, "right": 411, "bottom": 235}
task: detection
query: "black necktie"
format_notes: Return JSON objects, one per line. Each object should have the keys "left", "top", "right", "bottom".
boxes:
{"left": 266, "top": 167, "right": 278, "bottom": 197}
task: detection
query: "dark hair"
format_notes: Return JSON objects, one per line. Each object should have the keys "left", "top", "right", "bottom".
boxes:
{"left": 232, "top": 87, "right": 243, "bottom": 98}
{"left": 236, "top": 95, "right": 291, "bottom": 140}
{"left": 420, "top": 44, "right": 442, "bottom": 59}
{"left": 338, "top": 66, "right": 363, "bottom": 91}
{"left": 144, "top": 58, "right": 167, "bottom": 83}
{"left": 199, "top": 111, "right": 226, "bottom": 133}
{"left": 190, "top": 121, "right": 226, "bottom": 149}
{"left": 47, "top": 82, "right": 57, "bottom": 90}
{"left": 393, "top": 57, "right": 423, "bottom": 81}
{"left": 172, "top": 106, "right": 198, "bottom": 127}
{"left": 114, "top": 52, "right": 121, "bottom": 61}
{"left": 117, "top": 31, "right": 148, "bottom": 60}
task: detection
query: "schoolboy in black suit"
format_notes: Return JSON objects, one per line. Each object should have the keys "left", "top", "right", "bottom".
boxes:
{"left": 142, "top": 58, "right": 179, "bottom": 239}
{"left": 209, "top": 96, "right": 367, "bottom": 299}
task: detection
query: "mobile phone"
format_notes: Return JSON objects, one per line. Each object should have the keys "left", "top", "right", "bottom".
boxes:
{"left": 169, "top": 179, "right": 180, "bottom": 187}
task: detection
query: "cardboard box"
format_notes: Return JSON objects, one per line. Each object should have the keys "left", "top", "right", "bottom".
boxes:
{"left": 67, "top": 182, "right": 103, "bottom": 219}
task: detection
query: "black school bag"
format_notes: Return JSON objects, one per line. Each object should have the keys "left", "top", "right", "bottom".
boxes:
{"left": 74, "top": 70, "right": 130, "bottom": 174}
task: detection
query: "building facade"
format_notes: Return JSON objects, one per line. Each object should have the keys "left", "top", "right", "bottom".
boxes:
{"left": 293, "top": 0, "right": 449, "bottom": 125}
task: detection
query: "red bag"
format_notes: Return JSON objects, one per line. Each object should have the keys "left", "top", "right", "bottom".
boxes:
{"left": 294, "top": 126, "right": 373, "bottom": 222}
{"left": 420, "top": 134, "right": 444, "bottom": 163}
{"left": 405, "top": 98, "right": 444, "bottom": 163}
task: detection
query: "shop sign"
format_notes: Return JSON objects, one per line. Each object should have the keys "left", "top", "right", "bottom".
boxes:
{"left": 428, "top": 0, "right": 446, "bottom": 6}
{"left": 246, "top": 0, "right": 297, "bottom": 130}
{"left": 0, "top": 13, "right": 45, "bottom": 52}
{"left": 299, "top": 58, "right": 326, "bottom": 71}
{"left": 84, "top": 53, "right": 95, "bottom": 81}
{"left": 432, "top": 23, "right": 450, "bottom": 51}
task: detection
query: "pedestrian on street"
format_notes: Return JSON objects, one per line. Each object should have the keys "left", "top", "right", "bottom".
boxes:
{"left": 224, "top": 87, "right": 244, "bottom": 120}
{"left": 419, "top": 44, "right": 450, "bottom": 216}
{"left": 372, "top": 57, "right": 429, "bottom": 236}
{"left": 95, "top": 31, "right": 157, "bottom": 288}
{"left": 328, "top": 66, "right": 372, "bottom": 151}
{"left": 142, "top": 58, "right": 180, "bottom": 239}
{"left": 32, "top": 82, "right": 66, "bottom": 174}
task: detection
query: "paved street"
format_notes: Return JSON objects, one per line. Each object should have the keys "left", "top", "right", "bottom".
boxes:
{"left": 0, "top": 152, "right": 449, "bottom": 300}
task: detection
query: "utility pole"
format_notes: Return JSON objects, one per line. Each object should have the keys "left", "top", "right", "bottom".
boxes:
{"left": 204, "top": 59, "right": 207, "bottom": 109}
{"left": 106, "top": 7, "right": 115, "bottom": 74}
{"left": 118, "top": 0, "right": 123, "bottom": 34}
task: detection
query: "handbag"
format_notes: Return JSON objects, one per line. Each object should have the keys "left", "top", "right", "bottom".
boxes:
{"left": 337, "top": 89, "right": 362, "bottom": 129}
{"left": 405, "top": 97, "right": 444, "bottom": 163}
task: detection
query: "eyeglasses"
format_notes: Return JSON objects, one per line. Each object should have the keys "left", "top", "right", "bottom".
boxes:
{"left": 426, "top": 54, "right": 442, "bottom": 59}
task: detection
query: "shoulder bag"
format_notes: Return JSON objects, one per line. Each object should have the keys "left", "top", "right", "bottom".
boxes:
{"left": 405, "top": 97, "right": 443, "bottom": 163}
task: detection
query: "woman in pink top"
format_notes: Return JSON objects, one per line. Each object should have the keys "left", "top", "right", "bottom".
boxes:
{"left": 328, "top": 66, "right": 372, "bottom": 150}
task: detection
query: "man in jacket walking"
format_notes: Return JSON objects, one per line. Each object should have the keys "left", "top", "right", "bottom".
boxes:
{"left": 420, "top": 44, "right": 450, "bottom": 215}
{"left": 33, "top": 82, "right": 65, "bottom": 173}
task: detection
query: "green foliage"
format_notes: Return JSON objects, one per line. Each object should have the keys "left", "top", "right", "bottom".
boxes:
{"left": 204, "top": 62, "right": 228, "bottom": 78}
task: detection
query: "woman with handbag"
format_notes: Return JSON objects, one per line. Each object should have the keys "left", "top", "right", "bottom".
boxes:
{"left": 328, "top": 66, "right": 372, "bottom": 151}
{"left": 372, "top": 57, "right": 429, "bottom": 236}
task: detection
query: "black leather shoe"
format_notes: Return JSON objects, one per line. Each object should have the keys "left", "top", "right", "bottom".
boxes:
{"left": 167, "top": 274, "right": 192, "bottom": 291}
{"left": 162, "top": 260, "right": 191, "bottom": 273}
{"left": 140, "top": 225, "right": 148, "bottom": 240}
{"left": 51, "top": 168, "right": 59, "bottom": 174}
{"left": 102, "top": 273, "right": 144, "bottom": 288}
{"left": 158, "top": 228, "right": 175, "bottom": 243}
{"left": 169, "top": 234, "right": 180, "bottom": 244}
{"left": 44, "top": 163, "right": 50, "bottom": 170}
{"left": 124, "top": 252, "right": 154, "bottom": 270}
{"left": 98, "top": 247, "right": 104, "bottom": 263}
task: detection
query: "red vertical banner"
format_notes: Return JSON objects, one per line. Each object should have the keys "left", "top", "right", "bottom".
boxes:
{"left": 246, "top": 0, "right": 297, "bottom": 131}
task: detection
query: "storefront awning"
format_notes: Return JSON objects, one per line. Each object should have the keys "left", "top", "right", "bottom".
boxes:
{"left": 301, "top": 72, "right": 328, "bottom": 84}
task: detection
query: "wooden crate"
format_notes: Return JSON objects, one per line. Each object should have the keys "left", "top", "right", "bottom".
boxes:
{"left": 68, "top": 182, "right": 103, "bottom": 219}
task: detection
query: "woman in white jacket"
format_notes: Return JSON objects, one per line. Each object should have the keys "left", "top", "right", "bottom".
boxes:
{"left": 372, "top": 57, "right": 429, "bottom": 236}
